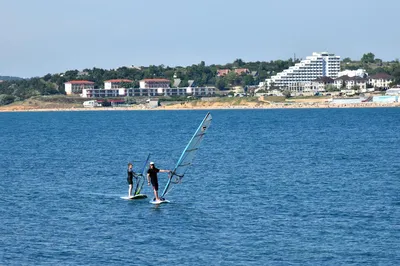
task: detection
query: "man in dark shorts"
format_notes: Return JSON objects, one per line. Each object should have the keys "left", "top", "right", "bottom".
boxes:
{"left": 147, "top": 162, "right": 170, "bottom": 202}
{"left": 127, "top": 163, "right": 137, "bottom": 197}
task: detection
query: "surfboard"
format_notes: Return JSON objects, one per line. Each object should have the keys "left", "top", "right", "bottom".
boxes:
{"left": 149, "top": 199, "right": 170, "bottom": 204}
{"left": 121, "top": 194, "right": 148, "bottom": 200}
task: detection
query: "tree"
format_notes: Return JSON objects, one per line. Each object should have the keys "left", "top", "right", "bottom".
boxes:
{"left": 341, "top": 80, "right": 346, "bottom": 89}
{"left": 282, "top": 90, "right": 291, "bottom": 98}
{"left": 345, "top": 65, "right": 362, "bottom": 70}
{"left": 243, "top": 75, "right": 255, "bottom": 86}
{"left": 43, "top": 73, "right": 52, "bottom": 81}
{"left": 0, "top": 94, "right": 15, "bottom": 105}
{"left": 325, "top": 84, "right": 339, "bottom": 92}
{"left": 120, "top": 82, "right": 134, "bottom": 88}
{"left": 180, "top": 79, "right": 189, "bottom": 87}
{"left": 374, "top": 58, "right": 383, "bottom": 66}
{"left": 233, "top": 59, "right": 245, "bottom": 68}
{"left": 216, "top": 77, "right": 227, "bottom": 90}
{"left": 225, "top": 71, "right": 237, "bottom": 86}
{"left": 124, "top": 97, "right": 136, "bottom": 104}
{"left": 352, "top": 85, "right": 360, "bottom": 93}
{"left": 342, "top": 57, "right": 352, "bottom": 63}
{"left": 361, "top": 53, "right": 375, "bottom": 64}
{"left": 269, "top": 81, "right": 279, "bottom": 91}
{"left": 390, "top": 65, "right": 400, "bottom": 84}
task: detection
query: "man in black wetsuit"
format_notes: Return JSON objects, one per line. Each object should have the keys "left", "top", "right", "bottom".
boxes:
{"left": 127, "top": 163, "right": 137, "bottom": 197}
{"left": 147, "top": 162, "right": 170, "bottom": 202}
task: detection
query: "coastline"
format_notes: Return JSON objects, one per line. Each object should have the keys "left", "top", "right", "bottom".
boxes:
{"left": 1, "top": 101, "right": 399, "bottom": 112}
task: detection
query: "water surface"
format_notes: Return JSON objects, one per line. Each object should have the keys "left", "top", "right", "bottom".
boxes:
{"left": 1, "top": 108, "right": 399, "bottom": 265}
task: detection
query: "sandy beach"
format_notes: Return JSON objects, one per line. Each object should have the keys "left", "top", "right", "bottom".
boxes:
{"left": 0, "top": 100, "right": 399, "bottom": 112}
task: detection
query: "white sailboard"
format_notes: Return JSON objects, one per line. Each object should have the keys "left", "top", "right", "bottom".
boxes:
{"left": 149, "top": 199, "right": 170, "bottom": 205}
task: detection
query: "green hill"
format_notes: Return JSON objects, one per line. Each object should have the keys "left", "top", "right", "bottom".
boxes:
{"left": 0, "top": 76, "right": 23, "bottom": 81}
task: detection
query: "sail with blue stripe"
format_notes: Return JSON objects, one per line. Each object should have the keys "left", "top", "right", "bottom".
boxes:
{"left": 161, "top": 112, "right": 212, "bottom": 198}
{"left": 134, "top": 153, "right": 151, "bottom": 195}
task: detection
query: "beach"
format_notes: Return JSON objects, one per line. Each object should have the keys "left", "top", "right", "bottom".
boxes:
{"left": 0, "top": 100, "right": 399, "bottom": 112}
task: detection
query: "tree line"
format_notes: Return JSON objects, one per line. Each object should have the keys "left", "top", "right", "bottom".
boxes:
{"left": 341, "top": 53, "right": 400, "bottom": 83}
{"left": 1, "top": 53, "right": 400, "bottom": 106}
{"left": 0, "top": 58, "right": 299, "bottom": 105}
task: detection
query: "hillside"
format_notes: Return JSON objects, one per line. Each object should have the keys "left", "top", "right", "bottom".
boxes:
{"left": 0, "top": 76, "right": 23, "bottom": 81}
{"left": 0, "top": 96, "right": 86, "bottom": 111}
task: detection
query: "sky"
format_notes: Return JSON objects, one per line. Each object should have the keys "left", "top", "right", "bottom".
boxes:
{"left": 0, "top": 0, "right": 399, "bottom": 78}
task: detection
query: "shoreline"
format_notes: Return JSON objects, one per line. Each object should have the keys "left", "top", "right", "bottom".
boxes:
{"left": 1, "top": 102, "right": 399, "bottom": 112}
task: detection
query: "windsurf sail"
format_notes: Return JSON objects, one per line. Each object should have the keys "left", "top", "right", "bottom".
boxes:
{"left": 161, "top": 112, "right": 212, "bottom": 198}
{"left": 134, "top": 153, "right": 151, "bottom": 195}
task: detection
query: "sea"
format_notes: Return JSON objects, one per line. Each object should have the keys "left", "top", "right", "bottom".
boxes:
{"left": 0, "top": 108, "right": 399, "bottom": 265}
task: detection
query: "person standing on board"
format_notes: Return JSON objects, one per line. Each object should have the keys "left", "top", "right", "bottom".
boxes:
{"left": 127, "top": 162, "right": 137, "bottom": 197}
{"left": 147, "top": 162, "right": 170, "bottom": 202}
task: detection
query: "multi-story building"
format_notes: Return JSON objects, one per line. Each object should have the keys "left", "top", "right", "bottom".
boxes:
{"left": 234, "top": 68, "right": 250, "bottom": 75}
{"left": 303, "top": 76, "right": 335, "bottom": 95}
{"left": 82, "top": 87, "right": 158, "bottom": 98}
{"left": 264, "top": 52, "right": 341, "bottom": 92}
{"left": 368, "top": 73, "right": 393, "bottom": 90}
{"left": 139, "top": 78, "right": 170, "bottom": 89}
{"left": 217, "top": 68, "right": 250, "bottom": 77}
{"left": 126, "top": 88, "right": 158, "bottom": 97}
{"left": 334, "top": 75, "right": 367, "bottom": 91}
{"left": 77, "top": 78, "right": 216, "bottom": 98}
{"left": 64, "top": 80, "right": 95, "bottom": 95}
{"left": 104, "top": 79, "right": 133, "bottom": 89}
{"left": 217, "top": 69, "right": 230, "bottom": 77}
{"left": 156, "top": 87, "right": 187, "bottom": 96}
{"left": 187, "top": 86, "right": 216, "bottom": 96}
{"left": 81, "top": 88, "right": 125, "bottom": 98}
{"left": 81, "top": 79, "right": 134, "bottom": 98}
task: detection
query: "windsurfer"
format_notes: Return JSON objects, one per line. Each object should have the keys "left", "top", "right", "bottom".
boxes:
{"left": 147, "top": 162, "right": 170, "bottom": 202}
{"left": 127, "top": 162, "right": 137, "bottom": 197}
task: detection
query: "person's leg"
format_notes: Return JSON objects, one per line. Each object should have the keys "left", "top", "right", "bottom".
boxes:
{"left": 153, "top": 182, "right": 160, "bottom": 201}
{"left": 129, "top": 184, "right": 133, "bottom": 197}
{"left": 152, "top": 188, "right": 157, "bottom": 200}
{"left": 155, "top": 182, "right": 161, "bottom": 201}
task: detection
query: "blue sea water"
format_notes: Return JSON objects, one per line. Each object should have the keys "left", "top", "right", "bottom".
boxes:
{"left": 0, "top": 108, "right": 399, "bottom": 265}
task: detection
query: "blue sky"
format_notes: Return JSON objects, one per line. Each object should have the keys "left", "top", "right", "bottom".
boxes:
{"left": 1, "top": 0, "right": 399, "bottom": 78}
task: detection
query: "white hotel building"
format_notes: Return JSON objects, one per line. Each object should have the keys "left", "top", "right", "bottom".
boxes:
{"left": 264, "top": 52, "right": 341, "bottom": 94}
{"left": 64, "top": 80, "right": 95, "bottom": 95}
{"left": 66, "top": 78, "right": 216, "bottom": 98}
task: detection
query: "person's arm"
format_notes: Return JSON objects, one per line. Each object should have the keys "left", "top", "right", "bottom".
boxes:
{"left": 147, "top": 173, "right": 151, "bottom": 185}
{"left": 159, "top": 169, "right": 170, "bottom": 173}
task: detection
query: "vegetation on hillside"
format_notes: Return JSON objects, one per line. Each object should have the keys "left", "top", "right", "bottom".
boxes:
{"left": 1, "top": 53, "right": 400, "bottom": 106}
{"left": 341, "top": 53, "right": 400, "bottom": 84}
{"left": 0, "top": 58, "right": 299, "bottom": 105}
{"left": 0, "top": 76, "right": 23, "bottom": 81}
